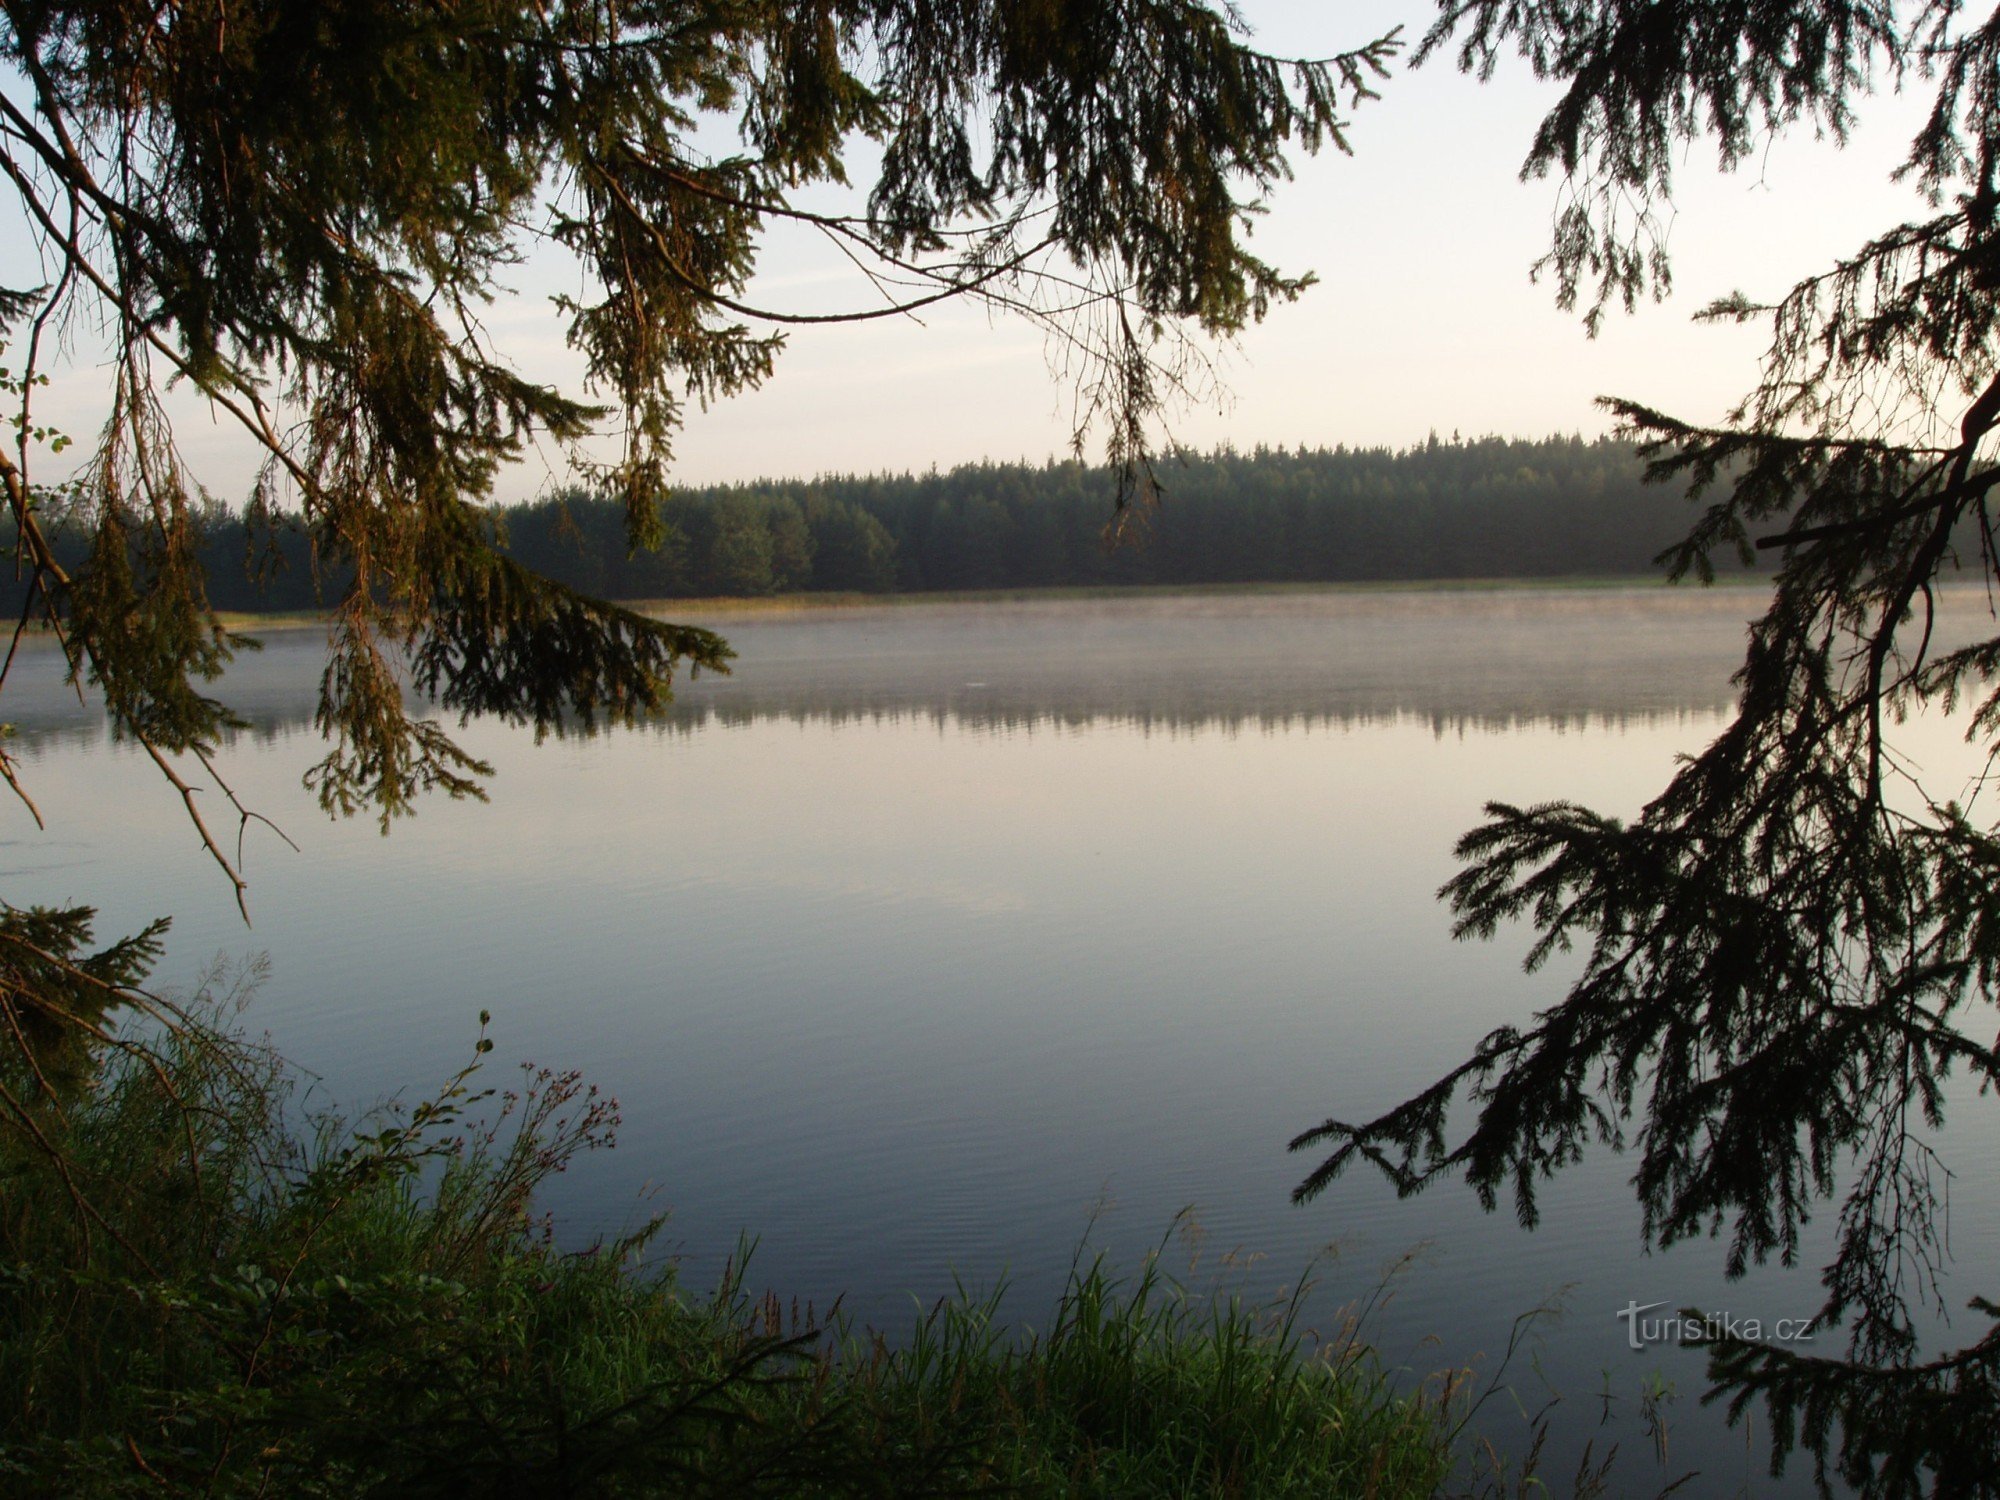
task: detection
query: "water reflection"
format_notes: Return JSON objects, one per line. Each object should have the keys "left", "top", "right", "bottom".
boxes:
{"left": 7, "top": 584, "right": 1764, "bottom": 746}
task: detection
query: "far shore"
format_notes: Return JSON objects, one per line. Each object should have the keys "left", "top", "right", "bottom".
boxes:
{"left": 205, "top": 574, "right": 1779, "bottom": 633}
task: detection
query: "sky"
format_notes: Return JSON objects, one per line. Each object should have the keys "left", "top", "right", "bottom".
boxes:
{"left": 12, "top": 0, "right": 1950, "bottom": 499}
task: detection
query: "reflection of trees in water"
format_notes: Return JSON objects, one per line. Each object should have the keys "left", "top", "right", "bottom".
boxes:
{"left": 10, "top": 697, "right": 1739, "bottom": 753}
{"left": 656, "top": 702, "right": 1736, "bottom": 738}
{"left": 655, "top": 586, "right": 1990, "bottom": 757}
{"left": 12, "top": 715, "right": 306, "bottom": 755}
{"left": 4, "top": 592, "right": 1766, "bottom": 750}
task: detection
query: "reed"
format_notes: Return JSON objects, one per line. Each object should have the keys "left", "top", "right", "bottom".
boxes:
{"left": 0, "top": 1001, "right": 1463, "bottom": 1497}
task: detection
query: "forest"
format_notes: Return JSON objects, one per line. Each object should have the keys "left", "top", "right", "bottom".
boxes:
{"left": 12, "top": 434, "right": 1753, "bottom": 615}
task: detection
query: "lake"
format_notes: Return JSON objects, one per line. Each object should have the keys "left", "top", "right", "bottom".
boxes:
{"left": 10, "top": 584, "right": 1997, "bottom": 1495}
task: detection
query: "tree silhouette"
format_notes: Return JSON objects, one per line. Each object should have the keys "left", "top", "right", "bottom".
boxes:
{"left": 1291, "top": 2, "right": 2000, "bottom": 1490}
{"left": 0, "top": 0, "right": 1398, "bottom": 877}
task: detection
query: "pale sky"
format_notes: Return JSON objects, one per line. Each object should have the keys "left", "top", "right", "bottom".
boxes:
{"left": 14, "top": 0, "right": 1946, "bottom": 500}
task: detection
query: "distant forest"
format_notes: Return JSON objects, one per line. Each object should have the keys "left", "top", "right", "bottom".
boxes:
{"left": 13, "top": 435, "right": 1760, "bottom": 613}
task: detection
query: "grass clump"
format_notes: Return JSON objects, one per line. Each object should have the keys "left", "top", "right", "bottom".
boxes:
{"left": 842, "top": 1236, "right": 1455, "bottom": 1498}
{"left": 0, "top": 949, "right": 1455, "bottom": 1496}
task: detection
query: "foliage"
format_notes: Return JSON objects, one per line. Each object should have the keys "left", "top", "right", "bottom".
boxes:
{"left": 0, "top": 0, "right": 1396, "bottom": 860}
{"left": 4, "top": 435, "right": 1762, "bottom": 605}
{"left": 1291, "top": 0, "right": 2000, "bottom": 1493}
{"left": 0, "top": 969, "right": 1458, "bottom": 1497}
{"left": 497, "top": 435, "right": 1751, "bottom": 594}
{"left": 0, "top": 905, "right": 168, "bottom": 1100}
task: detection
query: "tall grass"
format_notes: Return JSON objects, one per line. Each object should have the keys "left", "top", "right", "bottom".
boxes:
{"left": 840, "top": 1235, "right": 1457, "bottom": 1497}
{"left": 0, "top": 994, "right": 1465, "bottom": 1496}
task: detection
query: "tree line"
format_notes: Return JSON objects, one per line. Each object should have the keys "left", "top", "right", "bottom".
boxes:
{"left": 10, "top": 433, "right": 1761, "bottom": 615}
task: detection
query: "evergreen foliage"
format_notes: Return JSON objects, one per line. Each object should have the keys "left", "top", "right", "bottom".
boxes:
{"left": 1289, "top": 3, "right": 2000, "bottom": 1493}
{"left": 0, "top": 435, "right": 1756, "bottom": 608}
{"left": 0, "top": 0, "right": 1395, "bottom": 881}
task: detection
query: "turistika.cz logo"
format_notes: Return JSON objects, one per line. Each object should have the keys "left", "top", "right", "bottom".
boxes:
{"left": 1616, "top": 1301, "right": 1818, "bottom": 1351}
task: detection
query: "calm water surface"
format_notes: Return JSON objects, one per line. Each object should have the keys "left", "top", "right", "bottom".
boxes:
{"left": 10, "top": 586, "right": 1998, "bottom": 1495}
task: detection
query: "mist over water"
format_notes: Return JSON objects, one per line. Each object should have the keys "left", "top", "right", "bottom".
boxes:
{"left": 4, "top": 586, "right": 1751, "bottom": 743}
{"left": 9, "top": 584, "right": 1996, "bottom": 1495}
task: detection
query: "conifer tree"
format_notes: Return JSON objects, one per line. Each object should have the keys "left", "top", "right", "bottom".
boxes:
{"left": 1289, "top": 2, "right": 2000, "bottom": 1489}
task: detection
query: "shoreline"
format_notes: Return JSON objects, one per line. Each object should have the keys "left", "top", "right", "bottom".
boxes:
{"left": 207, "top": 574, "right": 1778, "bottom": 633}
